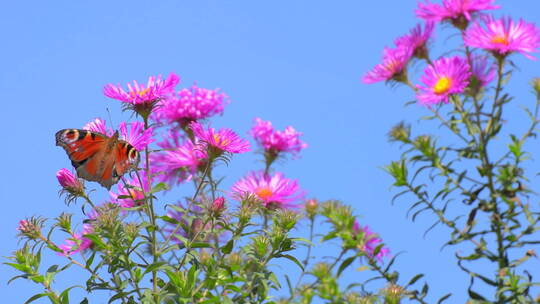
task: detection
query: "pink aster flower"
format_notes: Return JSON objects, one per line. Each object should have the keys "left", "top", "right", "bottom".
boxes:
{"left": 119, "top": 121, "right": 154, "bottom": 151}
{"left": 250, "top": 118, "right": 307, "bottom": 157}
{"left": 416, "top": 0, "right": 499, "bottom": 24}
{"left": 110, "top": 173, "right": 151, "bottom": 208}
{"left": 56, "top": 168, "right": 84, "bottom": 195}
{"left": 151, "top": 139, "right": 207, "bottom": 186}
{"left": 190, "top": 121, "right": 250, "bottom": 156}
{"left": 464, "top": 16, "right": 540, "bottom": 59}
{"left": 353, "top": 220, "right": 390, "bottom": 262}
{"left": 231, "top": 171, "right": 304, "bottom": 209}
{"left": 104, "top": 73, "right": 179, "bottom": 105}
{"left": 470, "top": 56, "right": 496, "bottom": 87}
{"left": 363, "top": 46, "right": 413, "bottom": 84}
{"left": 154, "top": 84, "right": 228, "bottom": 127}
{"left": 395, "top": 22, "right": 435, "bottom": 59}
{"left": 59, "top": 224, "right": 93, "bottom": 256}
{"left": 83, "top": 118, "right": 114, "bottom": 136}
{"left": 416, "top": 56, "right": 471, "bottom": 105}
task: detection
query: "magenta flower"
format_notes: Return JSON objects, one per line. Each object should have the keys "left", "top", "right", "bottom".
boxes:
{"left": 59, "top": 224, "right": 93, "bottom": 256}
{"left": 470, "top": 56, "right": 496, "bottom": 87}
{"left": 231, "top": 171, "right": 304, "bottom": 209}
{"left": 416, "top": 0, "right": 499, "bottom": 24}
{"left": 119, "top": 122, "right": 154, "bottom": 151}
{"left": 395, "top": 22, "right": 435, "bottom": 59}
{"left": 363, "top": 46, "right": 413, "bottom": 84}
{"left": 83, "top": 118, "right": 113, "bottom": 136}
{"left": 151, "top": 139, "right": 207, "bottom": 186}
{"left": 154, "top": 84, "right": 228, "bottom": 127}
{"left": 190, "top": 121, "right": 250, "bottom": 156}
{"left": 56, "top": 168, "right": 84, "bottom": 194}
{"left": 416, "top": 56, "right": 471, "bottom": 105}
{"left": 353, "top": 220, "right": 390, "bottom": 262}
{"left": 250, "top": 118, "right": 307, "bottom": 156}
{"left": 104, "top": 73, "right": 179, "bottom": 105}
{"left": 464, "top": 16, "right": 540, "bottom": 59}
{"left": 110, "top": 173, "right": 150, "bottom": 208}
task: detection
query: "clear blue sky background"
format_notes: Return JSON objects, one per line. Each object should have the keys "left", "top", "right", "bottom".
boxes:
{"left": 2, "top": 1, "right": 540, "bottom": 303}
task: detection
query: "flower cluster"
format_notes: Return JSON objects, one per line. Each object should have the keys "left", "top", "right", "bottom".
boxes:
{"left": 363, "top": 1, "right": 540, "bottom": 106}
{"left": 154, "top": 84, "right": 228, "bottom": 127}
{"left": 250, "top": 118, "right": 307, "bottom": 157}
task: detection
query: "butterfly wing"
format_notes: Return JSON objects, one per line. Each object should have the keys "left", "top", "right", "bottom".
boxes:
{"left": 55, "top": 129, "right": 140, "bottom": 189}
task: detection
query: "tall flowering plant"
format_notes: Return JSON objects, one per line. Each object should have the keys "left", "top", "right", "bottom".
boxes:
{"left": 366, "top": 0, "right": 540, "bottom": 302}
{"left": 7, "top": 72, "right": 406, "bottom": 303}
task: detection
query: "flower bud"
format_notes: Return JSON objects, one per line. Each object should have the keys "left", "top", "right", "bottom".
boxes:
{"left": 17, "top": 218, "right": 43, "bottom": 240}
{"left": 305, "top": 199, "right": 318, "bottom": 218}
{"left": 56, "top": 169, "right": 85, "bottom": 204}
{"left": 382, "top": 284, "right": 405, "bottom": 304}
{"left": 532, "top": 77, "right": 540, "bottom": 94}
{"left": 209, "top": 196, "right": 226, "bottom": 216}
{"left": 388, "top": 122, "right": 411, "bottom": 143}
{"left": 56, "top": 213, "right": 73, "bottom": 233}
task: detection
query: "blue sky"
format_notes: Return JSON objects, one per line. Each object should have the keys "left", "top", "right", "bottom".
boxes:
{"left": 2, "top": 1, "right": 540, "bottom": 302}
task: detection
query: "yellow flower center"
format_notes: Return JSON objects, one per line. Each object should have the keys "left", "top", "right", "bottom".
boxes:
{"left": 433, "top": 76, "right": 452, "bottom": 94}
{"left": 491, "top": 35, "right": 509, "bottom": 46}
{"left": 213, "top": 134, "right": 230, "bottom": 146}
{"left": 255, "top": 187, "right": 273, "bottom": 200}
{"left": 130, "top": 88, "right": 150, "bottom": 98}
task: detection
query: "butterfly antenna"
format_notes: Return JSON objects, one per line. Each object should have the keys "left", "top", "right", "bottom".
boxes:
{"left": 106, "top": 108, "right": 115, "bottom": 128}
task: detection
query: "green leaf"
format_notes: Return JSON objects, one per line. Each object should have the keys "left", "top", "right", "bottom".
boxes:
{"left": 83, "top": 234, "right": 106, "bottom": 250}
{"left": 468, "top": 289, "right": 487, "bottom": 300}
{"left": 151, "top": 182, "right": 169, "bottom": 194}
{"left": 221, "top": 239, "right": 234, "bottom": 254}
{"left": 405, "top": 274, "right": 424, "bottom": 287}
{"left": 275, "top": 254, "right": 304, "bottom": 271}
{"left": 143, "top": 261, "right": 167, "bottom": 275}
{"left": 337, "top": 256, "right": 356, "bottom": 277}
{"left": 24, "top": 293, "right": 48, "bottom": 304}
{"left": 80, "top": 298, "right": 89, "bottom": 304}
{"left": 190, "top": 242, "right": 212, "bottom": 249}
{"left": 437, "top": 293, "right": 452, "bottom": 303}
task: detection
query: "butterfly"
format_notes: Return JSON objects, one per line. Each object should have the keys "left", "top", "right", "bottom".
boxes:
{"left": 56, "top": 129, "right": 140, "bottom": 189}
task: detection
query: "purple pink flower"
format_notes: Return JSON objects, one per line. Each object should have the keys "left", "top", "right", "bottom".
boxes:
{"left": 470, "top": 56, "right": 496, "bottom": 87}
{"left": 416, "top": 56, "right": 471, "bottom": 105}
{"left": 59, "top": 224, "right": 93, "bottom": 256}
{"left": 110, "top": 173, "right": 150, "bottom": 208}
{"left": 118, "top": 122, "right": 154, "bottom": 151}
{"left": 56, "top": 168, "right": 84, "bottom": 194}
{"left": 83, "top": 118, "right": 113, "bottom": 135}
{"left": 363, "top": 47, "right": 413, "bottom": 84}
{"left": 190, "top": 121, "right": 250, "bottom": 156}
{"left": 464, "top": 16, "right": 540, "bottom": 59}
{"left": 154, "top": 84, "right": 228, "bottom": 126}
{"left": 151, "top": 139, "right": 207, "bottom": 186}
{"left": 231, "top": 171, "right": 304, "bottom": 209}
{"left": 104, "top": 73, "right": 179, "bottom": 106}
{"left": 353, "top": 220, "right": 390, "bottom": 262}
{"left": 416, "top": 0, "right": 499, "bottom": 23}
{"left": 250, "top": 118, "right": 307, "bottom": 156}
{"left": 395, "top": 22, "right": 435, "bottom": 59}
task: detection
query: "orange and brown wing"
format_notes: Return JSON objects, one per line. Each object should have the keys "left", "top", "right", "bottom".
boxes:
{"left": 55, "top": 129, "right": 108, "bottom": 170}
{"left": 114, "top": 140, "right": 140, "bottom": 177}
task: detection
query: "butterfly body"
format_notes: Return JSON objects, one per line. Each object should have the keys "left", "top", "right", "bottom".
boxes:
{"left": 56, "top": 129, "right": 140, "bottom": 189}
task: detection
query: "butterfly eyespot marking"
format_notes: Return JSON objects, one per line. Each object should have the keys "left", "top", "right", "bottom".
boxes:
{"left": 128, "top": 149, "right": 138, "bottom": 162}
{"left": 62, "top": 129, "right": 79, "bottom": 143}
